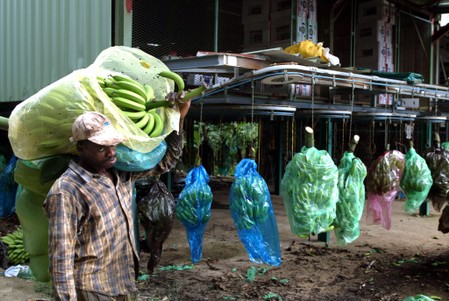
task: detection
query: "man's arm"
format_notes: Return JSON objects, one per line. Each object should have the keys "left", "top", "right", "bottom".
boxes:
{"left": 149, "top": 99, "right": 191, "bottom": 175}
{"left": 44, "top": 193, "right": 78, "bottom": 301}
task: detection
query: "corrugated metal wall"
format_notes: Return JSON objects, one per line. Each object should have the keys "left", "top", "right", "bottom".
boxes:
{"left": 0, "top": 0, "right": 112, "bottom": 103}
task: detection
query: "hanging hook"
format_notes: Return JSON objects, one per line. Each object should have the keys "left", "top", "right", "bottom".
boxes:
{"left": 251, "top": 79, "right": 255, "bottom": 125}
{"left": 348, "top": 78, "right": 355, "bottom": 145}
{"left": 311, "top": 73, "right": 316, "bottom": 129}
{"left": 196, "top": 94, "right": 205, "bottom": 166}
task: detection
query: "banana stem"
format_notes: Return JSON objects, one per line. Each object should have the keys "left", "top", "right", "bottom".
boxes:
{"left": 0, "top": 116, "right": 9, "bottom": 131}
{"left": 348, "top": 135, "right": 360, "bottom": 153}
{"left": 181, "top": 86, "right": 207, "bottom": 102}
{"left": 145, "top": 100, "right": 173, "bottom": 111}
{"left": 194, "top": 154, "right": 202, "bottom": 167}
{"left": 434, "top": 132, "right": 441, "bottom": 149}
{"left": 305, "top": 126, "right": 314, "bottom": 148}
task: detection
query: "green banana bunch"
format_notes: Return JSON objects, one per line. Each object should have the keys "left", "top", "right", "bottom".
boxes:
{"left": 96, "top": 74, "right": 170, "bottom": 138}
{"left": 280, "top": 146, "right": 339, "bottom": 237}
{"left": 97, "top": 70, "right": 207, "bottom": 139}
{"left": 1, "top": 227, "right": 31, "bottom": 265}
{"left": 365, "top": 150, "right": 405, "bottom": 195}
{"left": 230, "top": 176, "right": 270, "bottom": 230}
{"left": 176, "top": 187, "right": 213, "bottom": 228}
{"left": 30, "top": 87, "right": 86, "bottom": 152}
{"left": 176, "top": 165, "right": 213, "bottom": 229}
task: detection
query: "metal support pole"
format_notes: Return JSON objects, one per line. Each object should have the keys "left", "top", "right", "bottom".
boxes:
{"left": 214, "top": 0, "right": 219, "bottom": 52}
{"left": 274, "top": 120, "right": 285, "bottom": 195}
{"left": 327, "top": 118, "right": 333, "bottom": 155}
{"left": 419, "top": 122, "right": 433, "bottom": 215}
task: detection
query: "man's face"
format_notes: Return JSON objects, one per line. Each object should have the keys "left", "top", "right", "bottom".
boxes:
{"left": 77, "top": 140, "right": 118, "bottom": 171}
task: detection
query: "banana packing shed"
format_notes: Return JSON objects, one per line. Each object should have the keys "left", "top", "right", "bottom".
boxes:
{"left": 3, "top": 0, "right": 449, "bottom": 203}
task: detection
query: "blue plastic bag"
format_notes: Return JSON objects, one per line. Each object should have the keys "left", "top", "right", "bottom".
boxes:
{"left": 114, "top": 141, "right": 167, "bottom": 172}
{"left": 0, "top": 155, "right": 19, "bottom": 218}
{"left": 176, "top": 165, "right": 213, "bottom": 263}
{"left": 229, "top": 158, "right": 282, "bottom": 266}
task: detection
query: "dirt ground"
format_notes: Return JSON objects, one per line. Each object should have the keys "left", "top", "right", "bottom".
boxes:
{"left": 2, "top": 178, "right": 449, "bottom": 301}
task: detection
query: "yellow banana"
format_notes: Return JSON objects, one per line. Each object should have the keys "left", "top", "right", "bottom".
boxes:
{"left": 112, "top": 89, "right": 146, "bottom": 106}
{"left": 112, "top": 97, "right": 146, "bottom": 111}
{"left": 144, "top": 85, "right": 155, "bottom": 102}
{"left": 114, "top": 80, "right": 147, "bottom": 101}
{"left": 149, "top": 111, "right": 164, "bottom": 138}
{"left": 142, "top": 111, "right": 155, "bottom": 135}
{"left": 134, "top": 111, "right": 150, "bottom": 129}
{"left": 158, "top": 70, "right": 185, "bottom": 92}
{"left": 122, "top": 110, "right": 147, "bottom": 121}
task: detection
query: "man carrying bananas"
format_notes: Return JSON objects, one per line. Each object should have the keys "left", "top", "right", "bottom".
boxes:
{"left": 43, "top": 93, "right": 191, "bottom": 301}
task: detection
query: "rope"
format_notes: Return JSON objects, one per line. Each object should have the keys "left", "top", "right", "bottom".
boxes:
{"left": 348, "top": 77, "right": 355, "bottom": 144}
{"left": 251, "top": 80, "right": 255, "bottom": 125}
{"left": 197, "top": 95, "right": 204, "bottom": 162}
{"left": 311, "top": 74, "right": 315, "bottom": 128}
{"left": 292, "top": 116, "right": 295, "bottom": 155}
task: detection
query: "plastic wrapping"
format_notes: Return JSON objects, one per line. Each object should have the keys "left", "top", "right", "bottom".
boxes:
{"left": 229, "top": 159, "right": 281, "bottom": 266}
{"left": 0, "top": 154, "right": 7, "bottom": 172}
{"left": 402, "top": 295, "right": 436, "bottom": 301}
{"left": 400, "top": 147, "right": 433, "bottom": 213}
{"left": 365, "top": 150, "right": 405, "bottom": 230}
{"left": 175, "top": 165, "right": 213, "bottom": 263}
{"left": 423, "top": 146, "right": 449, "bottom": 211}
{"left": 114, "top": 140, "right": 167, "bottom": 172}
{"left": 0, "top": 156, "right": 18, "bottom": 218}
{"left": 138, "top": 179, "right": 176, "bottom": 275}
{"left": 438, "top": 204, "right": 449, "bottom": 233}
{"left": 280, "top": 146, "right": 339, "bottom": 237}
{"left": 13, "top": 159, "right": 55, "bottom": 282}
{"left": 334, "top": 152, "right": 367, "bottom": 245}
{"left": 441, "top": 141, "right": 449, "bottom": 151}
{"left": 8, "top": 46, "right": 181, "bottom": 162}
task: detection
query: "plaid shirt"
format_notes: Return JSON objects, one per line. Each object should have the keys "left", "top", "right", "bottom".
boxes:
{"left": 44, "top": 132, "right": 183, "bottom": 301}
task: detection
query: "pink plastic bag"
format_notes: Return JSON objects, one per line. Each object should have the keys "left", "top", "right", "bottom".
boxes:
{"left": 365, "top": 150, "right": 405, "bottom": 230}
{"left": 366, "top": 190, "right": 398, "bottom": 230}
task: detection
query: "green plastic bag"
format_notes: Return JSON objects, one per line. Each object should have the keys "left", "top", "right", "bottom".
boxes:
{"left": 280, "top": 146, "right": 339, "bottom": 237}
{"left": 334, "top": 151, "right": 367, "bottom": 244}
{"left": 441, "top": 141, "right": 449, "bottom": 151}
{"left": 400, "top": 147, "right": 433, "bottom": 213}
{"left": 14, "top": 159, "right": 55, "bottom": 282}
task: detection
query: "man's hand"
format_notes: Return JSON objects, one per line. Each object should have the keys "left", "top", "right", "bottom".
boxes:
{"left": 165, "top": 91, "right": 191, "bottom": 119}
{"left": 165, "top": 91, "right": 187, "bottom": 104}
{"left": 178, "top": 99, "right": 191, "bottom": 119}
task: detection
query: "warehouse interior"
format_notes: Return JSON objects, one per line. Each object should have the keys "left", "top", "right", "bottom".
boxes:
{"left": 129, "top": 0, "right": 449, "bottom": 194}
{"left": 2, "top": 0, "right": 449, "bottom": 188}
